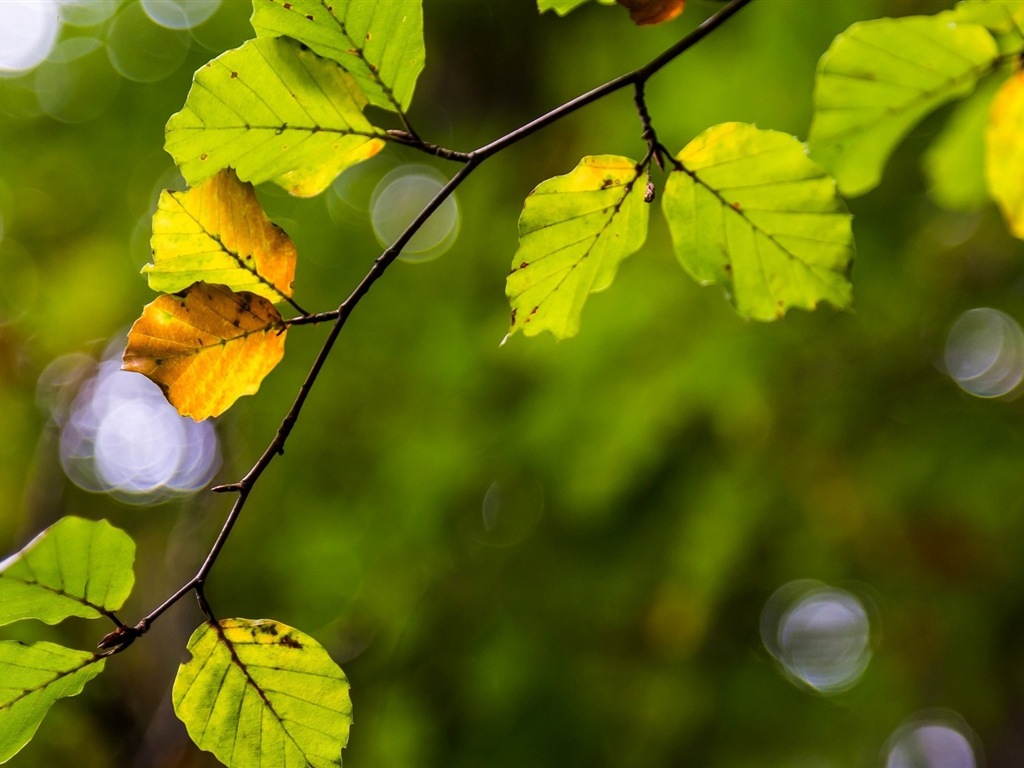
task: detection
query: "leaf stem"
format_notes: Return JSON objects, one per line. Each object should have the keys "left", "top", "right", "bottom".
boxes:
{"left": 120, "top": 0, "right": 754, "bottom": 643}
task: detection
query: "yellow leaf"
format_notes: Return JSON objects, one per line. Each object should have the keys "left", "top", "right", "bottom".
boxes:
{"left": 122, "top": 282, "right": 286, "bottom": 420}
{"left": 616, "top": 0, "right": 684, "bottom": 25}
{"left": 145, "top": 169, "right": 297, "bottom": 303}
{"left": 987, "top": 71, "right": 1024, "bottom": 237}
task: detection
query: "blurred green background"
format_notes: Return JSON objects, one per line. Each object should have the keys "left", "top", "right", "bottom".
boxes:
{"left": 1, "top": 0, "right": 1023, "bottom": 766}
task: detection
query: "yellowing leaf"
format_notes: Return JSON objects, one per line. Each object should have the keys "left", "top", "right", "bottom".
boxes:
{"left": 173, "top": 619, "right": 351, "bottom": 768}
{"left": 165, "top": 37, "right": 385, "bottom": 198}
{"left": 987, "top": 71, "right": 1024, "bottom": 236}
{"left": 663, "top": 122, "right": 854, "bottom": 321}
{"left": 0, "top": 642, "right": 105, "bottom": 763}
{"left": 146, "top": 169, "right": 297, "bottom": 303}
{"left": 122, "top": 282, "right": 286, "bottom": 421}
{"left": 505, "top": 155, "right": 649, "bottom": 341}
{"left": 616, "top": 0, "right": 684, "bottom": 25}
{"left": 808, "top": 16, "right": 998, "bottom": 196}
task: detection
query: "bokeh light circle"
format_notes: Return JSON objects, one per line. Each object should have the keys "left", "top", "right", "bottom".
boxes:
{"left": 141, "top": 0, "right": 220, "bottom": 30}
{"left": 761, "top": 580, "right": 872, "bottom": 694}
{"left": 35, "top": 37, "right": 120, "bottom": 123}
{"left": 53, "top": 343, "right": 221, "bottom": 504}
{"left": 106, "top": 1, "right": 190, "bottom": 82}
{"left": 57, "top": 0, "right": 119, "bottom": 27}
{"left": 944, "top": 307, "right": 1024, "bottom": 398}
{"left": 477, "top": 478, "right": 544, "bottom": 547}
{"left": 0, "top": 0, "right": 60, "bottom": 74}
{"left": 370, "top": 164, "right": 460, "bottom": 262}
{"left": 885, "top": 713, "right": 980, "bottom": 768}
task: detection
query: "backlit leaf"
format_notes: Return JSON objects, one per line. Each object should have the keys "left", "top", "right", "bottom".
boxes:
{"left": 122, "top": 282, "right": 287, "bottom": 421}
{"left": 165, "top": 36, "right": 385, "bottom": 198}
{"left": 173, "top": 619, "right": 352, "bottom": 768}
{"left": 251, "top": 0, "right": 424, "bottom": 113}
{"left": 616, "top": 0, "right": 684, "bottom": 25}
{"left": 663, "top": 122, "right": 853, "bottom": 321}
{"left": 0, "top": 641, "right": 105, "bottom": 763}
{"left": 943, "top": 0, "right": 1024, "bottom": 36}
{"left": 0, "top": 516, "right": 134, "bottom": 626}
{"left": 808, "top": 16, "right": 999, "bottom": 196}
{"left": 146, "top": 169, "right": 297, "bottom": 303}
{"left": 924, "top": 74, "right": 1001, "bottom": 210}
{"left": 504, "top": 155, "right": 648, "bottom": 341}
{"left": 537, "top": 0, "right": 616, "bottom": 16}
{"left": 987, "top": 71, "right": 1024, "bottom": 236}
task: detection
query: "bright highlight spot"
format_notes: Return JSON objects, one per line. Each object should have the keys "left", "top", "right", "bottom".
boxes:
{"left": 885, "top": 713, "right": 979, "bottom": 768}
{"left": 0, "top": 0, "right": 60, "bottom": 74}
{"left": 371, "top": 164, "right": 459, "bottom": 262}
{"left": 48, "top": 342, "right": 220, "bottom": 504}
{"left": 761, "top": 580, "right": 872, "bottom": 693}
{"left": 944, "top": 307, "right": 1024, "bottom": 398}
{"left": 141, "top": 0, "right": 220, "bottom": 30}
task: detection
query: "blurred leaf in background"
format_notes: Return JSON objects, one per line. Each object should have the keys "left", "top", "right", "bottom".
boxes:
{"left": 1, "top": 1, "right": 1024, "bottom": 767}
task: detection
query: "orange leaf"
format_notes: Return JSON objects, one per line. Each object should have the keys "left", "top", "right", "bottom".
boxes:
{"left": 122, "top": 282, "right": 286, "bottom": 420}
{"left": 616, "top": 0, "right": 684, "bottom": 25}
{"left": 145, "top": 169, "right": 297, "bottom": 303}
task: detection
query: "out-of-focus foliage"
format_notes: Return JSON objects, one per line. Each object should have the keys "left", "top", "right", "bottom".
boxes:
{"left": 2, "top": 1, "right": 1024, "bottom": 767}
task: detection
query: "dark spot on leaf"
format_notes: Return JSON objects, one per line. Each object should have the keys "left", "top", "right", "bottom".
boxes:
{"left": 306, "top": 14, "right": 314, "bottom": 20}
{"left": 723, "top": 263, "right": 732, "bottom": 273}
{"left": 259, "top": 623, "right": 279, "bottom": 636}
{"left": 731, "top": 201, "right": 741, "bottom": 210}
{"left": 155, "top": 359, "right": 164, "bottom": 366}
{"left": 230, "top": 71, "right": 238, "bottom": 79}
{"left": 240, "top": 302, "right": 251, "bottom": 313}
{"left": 519, "top": 262, "right": 529, "bottom": 269}
{"left": 232, "top": 319, "right": 240, "bottom": 327}
{"left": 346, "top": 48, "right": 359, "bottom": 55}
{"left": 600, "top": 178, "right": 615, "bottom": 189}
{"left": 279, "top": 635, "right": 302, "bottom": 649}
{"left": 283, "top": 2, "right": 291, "bottom": 7}
{"left": 530, "top": 307, "right": 538, "bottom": 315}
{"left": 510, "top": 308, "right": 517, "bottom": 326}
{"left": 200, "top": 153, "right": 208, "bottom": 160}
{"left": 366, "top": 32, "right": 372, "bottom": 40}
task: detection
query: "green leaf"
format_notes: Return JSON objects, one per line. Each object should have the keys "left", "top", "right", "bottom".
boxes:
{"left": 251, "top": 0, "right": 424, "bottom": 113}
{"left": 943, "top": 0, "right": 1024, "bottom": 36}
{"left": 0, "top": 641, "right": 105, "bottom": 763}
{"left": 538, "top": 0, "right": 616, "bottom": 15}
{"left": 0, "top": 517, "right": 135, "bottom": 626}
{"left": 808, "top": 15, "right": 999, "bottom": 196}
{"left": 923, "top": 74, "right": 1001, "bottom": 211}
{"left": 145, "top": 169, "right": 298, "bottom": 302}
{"left": 173, "top": 619, "right": 352, "bottom": 768}
{"left": 165, "top": 36, "right": 385, "bottom": 198}
{"left": 663, "top": 122, "right": 854, "bottom": 321}
{"left": 504, "top": 155, "right": 648, "bottom": 341}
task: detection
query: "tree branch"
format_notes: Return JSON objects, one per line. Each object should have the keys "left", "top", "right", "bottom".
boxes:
{"left": 120, "top": 0, "right": 754, "bottom": 644}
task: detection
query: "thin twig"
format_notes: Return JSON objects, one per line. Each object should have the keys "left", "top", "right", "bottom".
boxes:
{"left": 121, "top": 0, "right": 754, "bottom": 643}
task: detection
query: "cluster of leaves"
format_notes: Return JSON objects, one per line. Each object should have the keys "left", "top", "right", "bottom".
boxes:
{"left": 5, "top": 0, "right": 1024, "bottom": 765}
